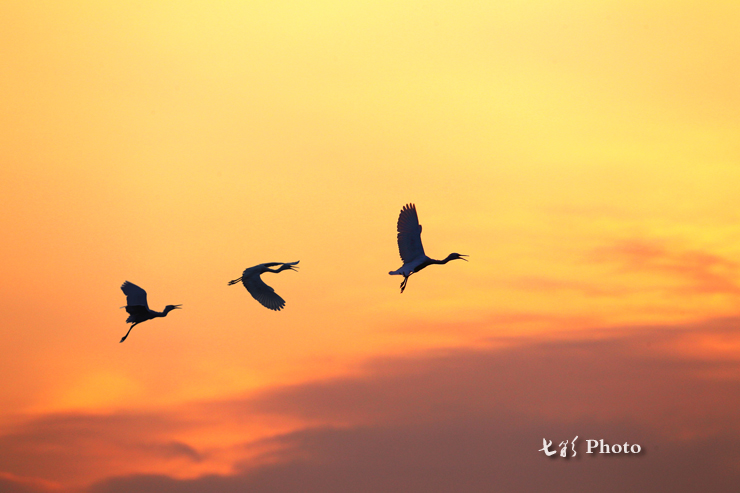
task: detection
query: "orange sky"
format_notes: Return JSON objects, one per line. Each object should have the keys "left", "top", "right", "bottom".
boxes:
{"left": 1, "top": 1, "right": 739, "bottom": 491}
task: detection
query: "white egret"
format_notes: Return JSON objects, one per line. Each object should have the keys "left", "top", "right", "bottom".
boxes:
{"left": 228, "top": 261, "right": 299, "bottom": 310}
{"left": 389, "top": 204, "right": 467, "bottom": 293}
{"left": 119, "top": 281, "right": 181, "bottom": 343}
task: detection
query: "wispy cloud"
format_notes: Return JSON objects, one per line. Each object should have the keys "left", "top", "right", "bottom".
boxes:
{"left": 592, "top": 238, "right": 740, "bottom": 295}
{"left": 0, "top": 472, "right": 60, "bottom": 493}
{"left": 0, "top": 413, "right": 205, "bottom": 487}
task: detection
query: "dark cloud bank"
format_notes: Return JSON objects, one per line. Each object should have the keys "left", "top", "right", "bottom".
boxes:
{"left": 4, "top": 319, "right": 740, "bottom": 493}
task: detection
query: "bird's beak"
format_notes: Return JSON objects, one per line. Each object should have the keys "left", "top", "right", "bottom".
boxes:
{"left": 460, "top": 255, "right": 469, "bottom": 261}
{"left": 174, "top": 305, "right": 182, "bottom": 309}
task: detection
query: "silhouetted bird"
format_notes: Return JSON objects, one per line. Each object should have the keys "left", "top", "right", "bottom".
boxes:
{"left": 389, "top": 203, "right": 467, "bottom": 293}
{"left": 119, "top": 281, "right": 181, "bottom": 343}
{"left": 228, "top": 261, "right": 299, "bottom": 311}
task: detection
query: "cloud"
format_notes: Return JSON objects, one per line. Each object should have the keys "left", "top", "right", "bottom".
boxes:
{"left": 77, "top": 319, "right": 740, "bottom": 492}
{"left": 591, "top": 239, "right": 740, "bottom": 295}
{"left": 2, "top": 319, "right": 740, "bottom": 492}
{"left": 0, "top": 413, "right": 204, "bottom": 486}
{"left": 0, "top": 472, "right": 59, "bottom": 493}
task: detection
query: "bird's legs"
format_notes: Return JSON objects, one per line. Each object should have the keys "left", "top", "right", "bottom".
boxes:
{"left": 120, "top": 323, "right": 139, "bottom": 343}
{"left": 400, "top": 276, "right": 409, "bottom": 294}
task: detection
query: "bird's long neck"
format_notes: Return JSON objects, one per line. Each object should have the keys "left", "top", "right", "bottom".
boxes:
{"left": 440, "top": 253, "right": 463, "bottom": 264}
{"left": 417, "top": 256, "right": 456, "bottom": 271}
{"left": 156, "top": 306, "right": 176, "bottom": 317}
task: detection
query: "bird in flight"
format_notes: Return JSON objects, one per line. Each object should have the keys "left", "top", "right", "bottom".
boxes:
{"left": 389, "top": 203, "right": 467, "bottom": 293}
{"left": 119, "top": 281, "right": 181, "bottom": 343}
{"left": 228, "top": 261, "right": 299, "bottom": 311}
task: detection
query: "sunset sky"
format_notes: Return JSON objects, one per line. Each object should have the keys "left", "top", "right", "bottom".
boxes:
{"left": 2, "top": 1, "right": 740, "bottom": 491}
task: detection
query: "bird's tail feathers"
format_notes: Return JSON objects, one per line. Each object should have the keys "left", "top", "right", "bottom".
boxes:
{"left": 228, "top": 277, "right": 242, "bottom": 286}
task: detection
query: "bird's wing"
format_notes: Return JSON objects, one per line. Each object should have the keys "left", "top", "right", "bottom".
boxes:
{"left": 243, "top": 275, "right": 287, "bottom": 311}
{"left": 121, "top": 281, "right": 148, "bottom": 308}
{"left": 396, "top": 203, "right": 425, "bottom": 263}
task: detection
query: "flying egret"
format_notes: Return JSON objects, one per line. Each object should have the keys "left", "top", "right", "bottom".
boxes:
{"left": 228, "top": 261, "right": 299, "bottom": 311}
{"left": 119, "top": 281, "right": 181, "bottom": 343}
{"left": 389, "top": 203, "right": 467, "bottom": 293}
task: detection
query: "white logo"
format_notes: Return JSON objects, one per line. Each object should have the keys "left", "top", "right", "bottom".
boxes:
{"left": 540, "top": 437, "right": 642, "bottom": 457}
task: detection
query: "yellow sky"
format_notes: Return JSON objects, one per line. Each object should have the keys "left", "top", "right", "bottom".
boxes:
{"left": 1, "top": 1, "right": 739, "bottom": 488}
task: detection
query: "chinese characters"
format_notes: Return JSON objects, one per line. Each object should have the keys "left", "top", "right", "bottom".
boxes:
{"left": 539, "top": 436, "right": 578, "bottom": 457}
